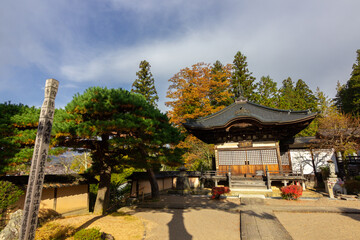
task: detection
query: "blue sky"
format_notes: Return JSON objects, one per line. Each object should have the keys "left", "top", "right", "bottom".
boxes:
{"left": 1, "top": 0, "right": 360, "bottom": 112}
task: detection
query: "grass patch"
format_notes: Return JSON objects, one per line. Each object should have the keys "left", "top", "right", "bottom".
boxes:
{"left": 36, "top": 222, "right": 76, "bottom": 240}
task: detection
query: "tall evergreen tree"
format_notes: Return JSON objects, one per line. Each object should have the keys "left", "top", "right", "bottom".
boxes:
{"left": 278, "top": 77, "right": 297, "bottom": 110}
{"left": 132, "top": 60, "right": 159, "bottom": 107}
{"left": 210, "top": 60, "right": 233, "bottom": 107}
{"left": 335, "top": 49, "right": 360, "bottom": 115}
{"left": 231, "top": 51, "right": 256, "bottom": 101}
{"left": 253, "top": 76, "right": 279, "bottom": 108}
{"left": 294, "top": 79, "right": 317, "bottom": 111}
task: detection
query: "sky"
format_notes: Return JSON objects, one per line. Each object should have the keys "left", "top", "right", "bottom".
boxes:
{"left": 1, "top": 0, "right": 360, "bottom": 112}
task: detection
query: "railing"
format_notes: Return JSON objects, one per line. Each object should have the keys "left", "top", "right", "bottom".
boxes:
{"left": 346, "top": 156, "right": 360, "bottom": 163}
{"left": 266, "top": 166, "right": 305, "bottom": 189}
{"left": 202, "top": 170, "right": 228, "bottom": 177}
{"left": 267, "top": 170, "right": 304, "bottom": 177}
{"left": 338, "top": 156, "right": 360, "bottom": 177}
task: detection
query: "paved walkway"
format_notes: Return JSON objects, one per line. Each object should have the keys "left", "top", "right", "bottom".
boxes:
{"left": 132, "top": 208, "right": 240, "bottom": 240}
{"left": 240, "top": 198, "right": 292, "bottom": 240}
{"left": 123, "top": 195, "right": 360, "bottom": 240}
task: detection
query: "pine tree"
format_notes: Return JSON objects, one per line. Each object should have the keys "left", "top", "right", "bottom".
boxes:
{"left": 336, "top": 49, "right": 360, "bottom": 115}
{"left": 231, "top": 51, "right": 256, "bottom": 101}
{"left": 55, "top": 87, "right": 182, "bottom": 213}
{"left": 132, "top": 60, "right": 159, "bottom": 107}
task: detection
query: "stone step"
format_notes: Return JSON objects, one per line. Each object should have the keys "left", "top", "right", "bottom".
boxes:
{"left": 231, "top": 186, "right": 268, "bottom": 190}
{"left": 230, "top": 184, "right": 267, "bottom": 189}
{"left": 231, "top": 176, "right": 263, "bottom": 180}
{"left": 231, "top": 180, "right": 266, "bottom": 185}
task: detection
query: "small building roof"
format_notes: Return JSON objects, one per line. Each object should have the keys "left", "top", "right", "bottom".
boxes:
{"left": 183, "top": 99, "right": 317, "bottom": 144}
{"left": 127, "top": 171, "right": 201, "bottom": 180}
{"left": 0, "top": 174, "right": 98, "bottom": 189}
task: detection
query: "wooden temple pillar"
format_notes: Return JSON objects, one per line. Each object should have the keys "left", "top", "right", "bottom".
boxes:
{"left": 276, "top": 142, "right": 284, "bottom": 174}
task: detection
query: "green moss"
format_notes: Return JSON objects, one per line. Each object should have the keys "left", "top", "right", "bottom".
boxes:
{"left": 73, "top": 227, "right": 102, "bottom": 240}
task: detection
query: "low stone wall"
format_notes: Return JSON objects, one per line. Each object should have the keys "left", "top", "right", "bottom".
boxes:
{"left": 130, "top": 175, "right": 201, "bottom": 197}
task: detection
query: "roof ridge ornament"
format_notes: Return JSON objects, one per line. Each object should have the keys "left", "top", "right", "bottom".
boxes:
{"left": 235, "top": 96, "right": 247, "bottom": 103}
{"left": 234, "top": 84, "right": 248, "bottom": 103}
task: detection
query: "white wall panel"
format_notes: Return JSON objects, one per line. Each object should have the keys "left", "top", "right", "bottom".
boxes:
{"left": 290, "top": 149, "right": 337, "bottom": 174}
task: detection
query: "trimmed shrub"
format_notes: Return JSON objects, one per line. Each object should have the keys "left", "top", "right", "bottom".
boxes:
{"left": 319, "top": 165, "right": 330, "bottom": 180}
{"left": 0, "top": 181, "right": 23, "bottom": 215}
{"left": 73, "top": 227, "right": 103, "bottom": 240}
{"left": 345, "top": 180, "right": 360, "bottom": 194}
{"left": 0, "top": 181, "right": 23, "bottom": 229}
{"left": 281, "top": 185, "right": 303, "bottom": 200}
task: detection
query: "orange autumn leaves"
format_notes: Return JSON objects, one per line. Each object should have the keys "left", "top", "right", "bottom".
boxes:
{"left": 166, "top": 62, "right": 233, "bottom": 127}
{"left": 165, "top": 62, "right": 233, "bottom": 169}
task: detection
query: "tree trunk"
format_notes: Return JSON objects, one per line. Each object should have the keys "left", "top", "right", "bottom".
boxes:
{"left": 93, "top": 166, "right": 111, "bottom": 215}
{"left": 310, "top": 149, "right": 322, "bottom": 186}
{"left": 147, "top": 168, "right": 160, "bottom": 199}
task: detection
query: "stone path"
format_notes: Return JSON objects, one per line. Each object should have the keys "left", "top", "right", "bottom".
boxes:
{"left": 240, "top": 198, "right": 292, "bottom": 240}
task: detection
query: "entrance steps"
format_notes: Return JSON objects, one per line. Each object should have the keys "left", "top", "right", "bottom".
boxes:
{"left": 230, "top": 175, "right": 268, "bottom": 191}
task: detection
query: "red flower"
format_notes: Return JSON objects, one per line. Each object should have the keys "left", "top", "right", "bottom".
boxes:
{"left": 281, "top": 185, "right": 303, "bottom": 200}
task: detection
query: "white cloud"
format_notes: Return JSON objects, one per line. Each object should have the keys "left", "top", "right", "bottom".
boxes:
{"left": 1, "top": 0, "right": 360, "bottom": 111}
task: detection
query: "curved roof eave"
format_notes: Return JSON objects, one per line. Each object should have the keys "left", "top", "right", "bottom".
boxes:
{"left": 183, "top": 100, "right": 318, "bottom": 130}
{"left": 183, "top": 113, "right": 317, "bottom": 131}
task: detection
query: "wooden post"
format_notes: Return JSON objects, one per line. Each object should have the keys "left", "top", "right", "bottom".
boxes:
{"left": 228, "top": 170, "right": 232, "bottom": 189}
{"left": 276, "top": 143, "right": 283, "bottom": 175}
{"left": 287, "top": 150, "right": 293, "bottom": 172}
{"left": 136, "top": 181, "right": 139, "bottom": 198}
{"left": 266, "top": 166, "right": 271, "bottom": 190}
{"left": 300, "top": 165, "right": 306, "bottom": 190}
{"left": 20, "top": 79, "right": 59, "bottom": 240}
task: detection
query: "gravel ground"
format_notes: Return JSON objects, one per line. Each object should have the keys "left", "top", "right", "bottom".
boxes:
{"left": 267, "top": 198, "right": 360, "bottom": 240}
{"left": 275, "top": 212, "right": 360, "bottom": 240}
{"left": 41, "top": 213, "right": 144, "bottom": 240}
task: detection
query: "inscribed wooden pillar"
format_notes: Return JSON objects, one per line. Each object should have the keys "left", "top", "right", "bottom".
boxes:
{"left": 20, "top": 79, "right": 59, "bottom": 240}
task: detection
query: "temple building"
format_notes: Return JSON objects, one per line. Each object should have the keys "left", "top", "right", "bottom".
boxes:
{"left": 183, "top": 98, "right": 318, "bottom": 179}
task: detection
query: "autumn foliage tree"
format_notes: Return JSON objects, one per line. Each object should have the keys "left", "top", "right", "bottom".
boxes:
{"left": 166, "top": 62, "right": 233, "bottom": 169}
{"left": 166, "top": 62, "right": 233, "bottom": 127}
{"left": 317, "top": 108, "right": 360, "bottom": 156}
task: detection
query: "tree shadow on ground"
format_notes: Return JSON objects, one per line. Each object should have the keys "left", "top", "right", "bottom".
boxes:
{"left": 241, "top": 210, "right": 276, "bottom": 220}
{"left": 135, "top": 194, "right": 240, "bottom": 211}
{"left": 339, "top": 207, "right": 360, "bottom": 221}
{"left": 75, "top": 215, "right": 106, "bottom": 230}
{"left": 167, "top": 209, "right": 192, "bottom": 240}
{"left": 130, "top": 194, "right": 241, "bottom": 239}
